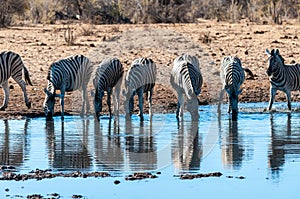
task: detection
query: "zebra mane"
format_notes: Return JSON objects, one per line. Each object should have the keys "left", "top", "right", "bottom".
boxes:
{"left": 46, "top": 66, "right": 52, "bottom": 80}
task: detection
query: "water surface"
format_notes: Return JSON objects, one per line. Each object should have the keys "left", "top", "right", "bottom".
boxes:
{"left": 0, "top": 102, "right": 300, "bottom": 198}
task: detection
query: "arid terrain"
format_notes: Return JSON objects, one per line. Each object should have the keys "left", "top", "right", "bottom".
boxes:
{"left": 0, "top": 19, "right": 300, "bottom": 119}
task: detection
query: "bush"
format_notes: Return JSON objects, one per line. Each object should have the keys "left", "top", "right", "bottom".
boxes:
{"left": 1, "top": 0, "right": 300, "bottom": 26}
{"left": 0, "top": 0, "right": 26, "bottom": 27}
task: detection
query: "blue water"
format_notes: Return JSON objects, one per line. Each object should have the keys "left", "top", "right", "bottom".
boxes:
{"left": 1, "top": 102, "right": 300, "bottom": 198}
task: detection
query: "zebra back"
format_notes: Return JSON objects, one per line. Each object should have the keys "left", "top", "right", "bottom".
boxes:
{"left": 171, "top": 54, "right": 202, "bottom": 97}
{"left": 125, "top": 58, "right": 157, "bottom": 92}
{"left": 93, "top": 58, "right": 124, "bottom": 91}
{"left": 0, "top": 51, "right": 32, "bottom": 85}
{"left": 47, "top": 54, "right": 93, "bottom": 92}
{"left": 220, "top": 56, "right": 245, "bottom": 94}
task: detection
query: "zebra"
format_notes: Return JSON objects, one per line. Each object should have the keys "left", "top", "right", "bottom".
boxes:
{"left": 123, "top": 58, "right": 157, "bottom": 121}
{"left": 219, "top": 56, "right": 254, "bottom": 120}
{"left": 43, "top": 54, "right": 93, "bottom": 120}
{"left": 92, "top": 58, "right": 124, "bottom": 120}
{"left": 170, "top": 54, "right": 203, "bottom": 121}
{"left": 265, "top": 48, "right": 300, "bottom": 111}
{"left": 0, "top": 51, "right": 33, "bottom": 110}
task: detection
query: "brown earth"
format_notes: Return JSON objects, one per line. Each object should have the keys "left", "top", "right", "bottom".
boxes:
{"left": 0, "top": 19, "right": 300, "bottom": 119}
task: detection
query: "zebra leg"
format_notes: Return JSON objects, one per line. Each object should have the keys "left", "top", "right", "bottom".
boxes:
{"left": 148, "top": 89, "right": 153, "bottom": 118}
{"left": 137, "top": 89, "right": 144, "bottom": 121}
{"left": 285, "top": 90, "right": 292, "bottom": 111}
{"left": 114, "top": 79, "right": 121, "bottom": 117}
{"left": 228, "top": 98, "right": 231, "bottom": 113}
{"left": 176, "top": 90, "right": 184, "bottom": 120}
{"left": 127, "top": 93, "right": 134, "bottom": 119}
{"left": 81, "top": 85, "right": 90, "bottom": 116}
{"left": 15, "top": 79, "right": 31, "bottom": 109}
{"left": 107, "top": 88, "right": 112, "bottom": 118}
{"left": 59, "top": 92, "right": 65, "bottom": 119}
{"left": 0, "top": 82, "right": 9, "bottom": 110}
{"left": 268, "top": 87, "right": 277, "bottom": 111}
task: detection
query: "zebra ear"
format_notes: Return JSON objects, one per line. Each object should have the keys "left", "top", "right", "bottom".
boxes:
{"left": 265, "top": 49, "right": 271, "bottom": 57}
{"left": 271, "top": 49, "right": 275, "bottom": 56}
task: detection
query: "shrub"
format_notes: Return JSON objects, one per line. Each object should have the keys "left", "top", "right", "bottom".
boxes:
{"left": 0, "top": 0, "right": 26, "bottom": 27}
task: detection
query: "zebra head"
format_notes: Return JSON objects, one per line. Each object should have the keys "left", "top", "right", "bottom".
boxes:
{"left": 266, "top": 49, "right": 284, "bottom": 76}
{"left": 225, "top": 85, "right": 242, "bottom": 120}
{"left": 43, "top": 88, "right": 55, "bottom": 120}
{"left": 186, "top": 97, "right": 200, "bottom": 121}
{"left": 93, "top": 89, "right": 104, "bottom": 120}
{"left": 122, "top": 87, "right": 134, "bottom": 119}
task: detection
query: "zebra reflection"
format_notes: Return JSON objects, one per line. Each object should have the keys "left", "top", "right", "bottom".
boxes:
{"left": 172, "top": 120, "right": 202, "bottom": 171}
{"left": 268, "top": 113, "right": 300, "bottom": 178}
{"left": 94, "top": 119, "right": 124, "bottom": 171}
{"left": 221, "top": 120, "right": 244, "bottom": 170}
{"left": 45, "top": 119, "right": 92, "bottom": 169}
{"left": 0, "top": 119, "right": 30, "bottom": 167}
{"left": 125, "top": 120, "right": 157, "bottom": 171}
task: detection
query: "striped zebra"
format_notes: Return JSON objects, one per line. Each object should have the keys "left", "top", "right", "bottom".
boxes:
{"left": 170, "top": 54, "right": 203, "bottom": 121}
{"left": 0, "top": 51, "right": 33, "bottom": 110}
{"left": 93, "top": 58, "right": 124, "bottom": 120}
{"left": 43, "top": 54, "right": 93, "bottom": 120}
{"left": 265, "top": 48, "right": 300, "bottom": 111}
{"left": 123, "top": 58, "right": 157, "bottom": 121}
{"left": 219, "top": 56, "right": 253, "bottom": 120}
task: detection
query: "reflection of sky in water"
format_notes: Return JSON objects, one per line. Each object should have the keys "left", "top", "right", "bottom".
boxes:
{"left": 1, "top": 102, "right": 300, "bottom": 198}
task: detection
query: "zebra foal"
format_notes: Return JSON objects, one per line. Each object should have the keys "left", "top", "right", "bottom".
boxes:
{"left": 265, "top": 49, "right": 300, "bottom": 111}
{"left": 170, "top": 54, "right": 203, "bottom": 121}
{"left": 93, "top": 58, "right": 124, "bottom": 120}
{"left": 43, "top": 54, "right": 93, "bottom": 120}
{"left": 219, "top": 56, "right": 253, "bottom": 120}
{"left": 123, "top": 58, "right": 157, "bottom": 121}
{"left": 0, "top": 51, "right": 32, "bottom": 110}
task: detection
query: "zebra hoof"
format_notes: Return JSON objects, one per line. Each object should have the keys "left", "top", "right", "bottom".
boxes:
{"left": 0, "top": 106, "right": 6, "bottom": 111}
{"left": 26, "top": 102, "right": 31, "bottom": 109}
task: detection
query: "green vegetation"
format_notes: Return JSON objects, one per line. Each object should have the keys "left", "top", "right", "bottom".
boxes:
{"left": 0, "top": 0, "right": 299, "bottom": 26}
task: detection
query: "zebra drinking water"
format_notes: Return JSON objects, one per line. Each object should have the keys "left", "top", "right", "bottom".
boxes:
{"left": 123, "top": 58, "right": 157, "bottom": 121}
{"left": 0, "top": 51, "right": 33, "bottom": 110}
{"left": 265, "top": 48, "right": 300, "bottom": 111}
{"left": 43, "top": 54, "right": 93, "bottom": 120}
{"left": 170, "top": 54, "right": 203, "bottom": 121}
{"left": 93, "top": 58, "right": 124, "bottom": 120}
{"left": 219, "top": 56, "right": 254, "bottom": 120}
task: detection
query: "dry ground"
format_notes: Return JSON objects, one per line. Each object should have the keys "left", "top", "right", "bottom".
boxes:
{"left": 0, "top": 19, "right": 300, "bottom": 119}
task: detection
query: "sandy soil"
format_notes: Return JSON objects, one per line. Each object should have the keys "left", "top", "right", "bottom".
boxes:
{"left": 0, "top": 19, "right": 300, "bottom": 119}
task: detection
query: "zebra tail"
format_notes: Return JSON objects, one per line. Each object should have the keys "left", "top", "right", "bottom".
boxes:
{"left": 243, "top": 67, "right": 255, "bottom": 80}
{"left": 23, "top": 66, "right": 33, "bottom": 86}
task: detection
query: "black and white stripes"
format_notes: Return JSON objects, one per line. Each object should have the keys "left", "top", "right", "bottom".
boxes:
{"left": 170, "top": 54, "right": 203, "bottom": 120}
{"left": 123, "top": 58, "right": 157, "bottom": 121}
{"left": 93, "top": 58, "right": 124, "bottom": 120}
{"left": 43, "top": 54, "right": 93, "bottom": 120}
{"left": 219, "top": 56, "right": 245, "bottom": 120}
{"left": 265, "top": 49, "right": 300, "bottom": 111}
{"left": 0, "top": 51, "right": 32, "bottom": 110}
